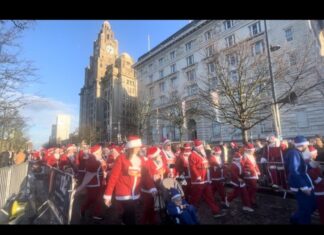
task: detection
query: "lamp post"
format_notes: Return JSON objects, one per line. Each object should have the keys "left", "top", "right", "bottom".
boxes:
{"left": 100, "top": 97, "right": 112, "bottom": 142}
{"left": 264, "top": 20, "right": 282, "bottom": 139}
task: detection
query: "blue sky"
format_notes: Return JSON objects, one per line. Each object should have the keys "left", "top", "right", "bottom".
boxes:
{"left": 18, "top": 20, "right": 189, "bottom": 148}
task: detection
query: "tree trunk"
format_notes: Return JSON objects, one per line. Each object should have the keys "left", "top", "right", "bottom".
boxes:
{"left": 241, "top": 129, "right": 249, "bottom": 144}
{"left": 179, "top": 127, "right": 183, "bottom": 145}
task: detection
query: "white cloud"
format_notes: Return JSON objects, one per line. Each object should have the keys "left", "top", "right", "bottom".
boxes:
{"left": 19, "top": 94, "right": 79, "bottom": 149}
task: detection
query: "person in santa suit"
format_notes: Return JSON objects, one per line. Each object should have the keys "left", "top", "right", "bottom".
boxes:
{"left": 160, "top": 139, "right": 178, "bottom": 178}
{"left": 209, "top": 146, "right": 227, "bottom": 207}
{"left": 262, "top": 135, "right": 286, "bottom": 189}
{"left": 175, "top": 143, "right": 192, "bottom": 201}
{"left": 173, "top": 143, "right": 181, "bottom": 158}
{"left": 75, "top": 144, "right": 90, "bottom": 186}
{"left": 242, "top": 143, "right": 260, "bottom": 208}
{"left": 140, "top": 146, "right": 166, "bottom": 224}
{"left": 31, "top": 151, "right": 41, "bottom": 162}
{"left": 303, "top": 146, "right": 324, "bottom": 224}
{"left": 74, "top": 145, "right": 105, "bottom": 220}
{"left": 227, "top": 152, "right": 254, "bottom": 212}
{"left": 188, "top": 139, "right": 225, "bottom": 218}
{"left": 103, "top": 136, "right": 155, "bottom": 225}
{"left": 287, "top": 136, "right": 316, "bottom": 224}
{"left": 46, "top": 147, "right": 61, "bottom": 168}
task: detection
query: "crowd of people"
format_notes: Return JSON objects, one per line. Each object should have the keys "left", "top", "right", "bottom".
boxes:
{"left": 25, "top": 134, "right": 324, "bottom": 224}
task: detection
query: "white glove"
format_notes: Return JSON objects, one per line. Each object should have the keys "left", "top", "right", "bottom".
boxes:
{"left": 260, "top": 157, "right": 267, "bottom": 164}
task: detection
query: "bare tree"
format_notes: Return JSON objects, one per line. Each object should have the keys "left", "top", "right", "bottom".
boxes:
{"left": 134, "top": 97, "right": 153, "bottom": 138}
{"left": 197, "top": 37, "right": 323, "bottom": 143}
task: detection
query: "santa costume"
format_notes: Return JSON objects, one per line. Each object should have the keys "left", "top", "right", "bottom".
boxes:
{"left": 160, "top": 139, "right": 178, "bottom": 178}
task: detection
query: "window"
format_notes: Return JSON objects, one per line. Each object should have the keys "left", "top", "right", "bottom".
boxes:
{"left": 210, "top": 76, "right": 218, "bottom": 87}
{"left": 159, "top": 57, "right": 164, "bottom": 66}
{"left": 296, "top": 111, "right": 309, "bottom": 128}
{"left": 159, "top": 82, "right": 165, "bottom": 92}
{"left": 285, "top": 28, "right": 293, "bottom": 42}
{"left": 223, "top": 20, "right": 234, "bottom": 30}
{"left": 206, "top": 45, "right": 214, "bottom": 57}
{"left": 160, "top": 95, "right": 167, "bottom": 105}
{"left": 186, "top": 41, "right": 193, "bottom": 51}
{"left": 186, "top": 55, "right": 195, "bottom": 66}
{"left": 148, "top": 63, "right": 153, "bottom": 71}
{"left": 207, "top": 62, "right": 215, "bottom": 74}
{"left": 225, "top": 34, "right": 235, "bottom": 47}
{"left": 252, "top": 40, "right": 265, "bottom": 56}
{"left": 212, "top": 122, "right": 221, "bottom": 137}
{"left": 187, "top": 84, "right": 198, "bottom": 96}
{"left": 170, "top": 77, "right": 178, "bottom": 88}
{"left": 249, "top": 21, "right": 262, "bottom": 36}
{"left": 170, "top": 63, "right": 176, "bottom": 73}
{"left": 289, "top": 53, "right": 297, "bottom": 66}
{"left": 186, "top": 69, "right": 196, "bottom": 81}
{"left": 159, "top": 69, "right": 164, "bottom": 78}
{"left": 204, "top": 30, "right": 212, "bottom": 41}
{"left": 226, "top": 53, "right": 238, "bottom": 66}
{"left": 148, "top": 74, "right": 153, "bottom": 83}
{"left": 170, "top": 51, "right": 175, "bottom": 60}
{"left": 230, "top": 70, "right": 238, "bottom": 82}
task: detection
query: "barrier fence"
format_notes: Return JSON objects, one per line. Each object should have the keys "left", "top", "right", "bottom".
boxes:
{"left": 0, "top": 162, "right": 29, "bottom": 209}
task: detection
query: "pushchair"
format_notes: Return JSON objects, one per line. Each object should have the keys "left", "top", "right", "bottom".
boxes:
{"left": 154, "top": 177, "right": 189, "bottom": 224}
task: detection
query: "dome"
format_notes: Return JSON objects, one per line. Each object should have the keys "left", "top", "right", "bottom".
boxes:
{"left": 119, "top": 52, "right": 134, "bottom": 62}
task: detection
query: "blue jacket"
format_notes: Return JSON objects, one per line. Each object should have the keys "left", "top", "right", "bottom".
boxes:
{"left": 286, "top": 148, "right": 313, "bottom": 192}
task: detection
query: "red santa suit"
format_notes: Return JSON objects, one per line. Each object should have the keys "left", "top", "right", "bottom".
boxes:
{"left": 262, "top": 136, "right": 287, "bottom": 189}
{"left": 307, "top": 149, "right": 324, "bottom": 224}
{"left": 80, "top": 145, "right": 105, "bottom": 218}
{"left": 76, "top": 150, "right": 89, "bottom": 184}
{"left": 58, "top": 154, "right": 70, "bottom": 171}
{"left": 209, "top": 146, "right": 227, "bottom": 203}
{"left": 188, "top": 140, "right": 222, "bottom": 216}
{"left": 242, "top": 144, "right": 260, "bottom": 206}
{"left": 175, "top": 143, "right": 192, "bottom": 200}
{"left": 140, "top": 147, "right": 165, "bottom": 224}
{"left": 46, "top": 153, "right": 60, "bottom": 168}
{"left": 106, "top": 146, "right": 122, "bottom": 179}
{"left": 227, "top": 152, "right": 251, "bottom": 208}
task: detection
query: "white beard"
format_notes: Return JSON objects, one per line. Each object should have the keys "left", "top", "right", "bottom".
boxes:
{"left": 200, "top": 149, "right": 206, "bottom": 158}
{"left": 54, "top": 153, "right": 60, "bottom": 160}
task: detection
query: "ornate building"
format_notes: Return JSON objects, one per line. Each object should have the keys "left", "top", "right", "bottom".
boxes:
{"left": 79, "top": 21, "right": 137, "bottom": 143}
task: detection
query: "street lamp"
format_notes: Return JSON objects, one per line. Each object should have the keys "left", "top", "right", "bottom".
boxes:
{"left": 264, "top": 20, "right": 282, "bottom": 139}
{"left": 100, "top": 97, "right": 112, "bottom": 142}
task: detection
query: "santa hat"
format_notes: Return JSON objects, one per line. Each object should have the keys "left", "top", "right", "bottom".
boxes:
{"left": 213, "top": 146, "right": 222, "bottom": 155}
{"left": 147, "top": 146, "right": 161, "bottom": 158}
{"left": 294, "top": 136, "right": 309, "bottom": 147}
{"left": 244, "top": 143, "right": 255, "bottom": 151}
{"left": 183, "top": 143, "right": 192, "bottom": 152}
{"left": 112, "top": 146, "right": 122, "bottom": 154}
{"left": 169, "top": 188, "right": 181, "bottom": 200}
{"left": 90, "top": 145, "right": 101, "bottom": 154}
{"left": 163, "top": 139, "right": 171, "bottom": 146}
{"left": 232, "top": 152, "right": 242, "bottom": 161}
{"left": 32, "top": 151, "right": 40, "bottom": 158}
{"left": 194, "top": 139, "right": 203, "bottom": 148}
{"left": 308, "top": 145, "right": 318, "bottom": 155}
{"left": 125, "top": 135, "right": 142, "bottom": 149}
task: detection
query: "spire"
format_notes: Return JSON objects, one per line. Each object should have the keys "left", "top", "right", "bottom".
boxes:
{"left": 103, "top": 20, "right": 111, "bottom": 30}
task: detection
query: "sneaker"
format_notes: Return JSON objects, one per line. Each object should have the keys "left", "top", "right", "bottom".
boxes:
{"left": 213, "top": 211, "right": 226, "bottom": 218}
{"left": 92, "top": 216, "right": 104, "bottom": 220}
{"left": 272, "top": 184, "right": 279, "bottom": 189}
{"left": 242, "top": 206, "right": 254, "bottom": 212}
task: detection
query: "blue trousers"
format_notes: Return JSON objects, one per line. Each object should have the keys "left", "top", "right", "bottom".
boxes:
{"left": 290, "top": 191, "right": 316, "bottom": 224}
{"left": 178, "top": 205, "right": 199, "bottom": 225}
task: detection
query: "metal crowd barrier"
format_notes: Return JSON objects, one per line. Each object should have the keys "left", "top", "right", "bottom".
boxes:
{"left": 0, "top": 162, "right": 29, "bottom": 209}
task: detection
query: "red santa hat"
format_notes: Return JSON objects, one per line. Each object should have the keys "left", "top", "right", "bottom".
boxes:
{"left": 66, "top": 144, "right": 75, "bottom": 151}
{"left": 194, "top": 139, "right": 203, "bottom": 148}
{"left": 183, "top": 143, "right": 192, "bottom": 152}
{"left": 112, "top": 146, "right": 122, "bottom": 154}
{"left": 308, "top": 146, "right": 318, "bottom": 155}
{"left": 147, "top": 146, "right": 161, "bottom": 158}
{"left": 232, "top": 152, "right": 242, "bottom": 161}
{"left": 90, "top": 145, "right": 101, "bottom": 154}
{"left": 125, "top": 135, "right": 142, "bottom": 149}
{"left": 244, "top": 143, "right": 255, "bottom": 151}
{"left": 213, "top": 146, "right": 222, "bottom": 155}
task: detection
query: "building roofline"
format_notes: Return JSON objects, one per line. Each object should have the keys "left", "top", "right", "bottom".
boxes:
{"left": 134, "top": 20, "right": 211, "bottom": 67}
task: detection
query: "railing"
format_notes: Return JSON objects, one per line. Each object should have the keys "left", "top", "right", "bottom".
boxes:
{"left": 0, "top": 162, "right": 29, "bottom": 209}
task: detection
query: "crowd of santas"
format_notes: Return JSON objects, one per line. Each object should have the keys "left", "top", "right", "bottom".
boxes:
{"left": 28, "top": 135, "right": 324, "bottom": 224}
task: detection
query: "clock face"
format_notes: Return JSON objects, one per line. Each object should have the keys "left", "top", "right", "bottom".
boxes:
{"left": 106, "top": 45, "right": 114, "bottom": 54}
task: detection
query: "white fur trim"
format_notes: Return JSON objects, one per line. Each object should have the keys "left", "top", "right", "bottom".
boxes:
{"left": 300, "top": 186, "right": 311, "bottom": 191}
{"left": 141, "top": 188, "right": 158, "bottom": 194}
{"left": 115, "top": 194, "right": 140, "bottom": 200}
{"left": 103, "top": 195, "right": 112, "bottom": 201}
{"left": 171, "top": 193, "right": 181, "bottom": 200}
{"left": 314, "top": 177, "right": 322, "bottom": 184}
{"left": 294, "top": 141, "right": 309, "bottom": 147}
{"left": 314, "top": 192, "right": 324, "bottom": 196}
{"left": 149, "top": 148, "right": 161, "bottom": 158}
{"left": 125, "top": 139, "right": 142, "bottom": 149}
